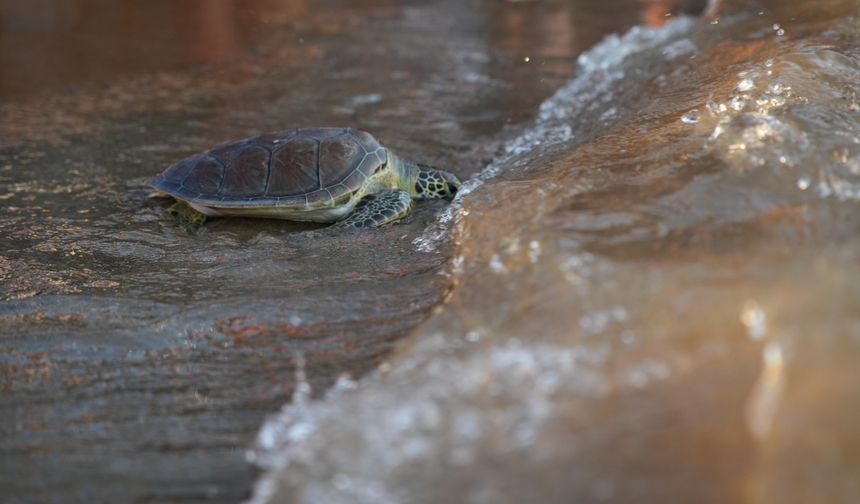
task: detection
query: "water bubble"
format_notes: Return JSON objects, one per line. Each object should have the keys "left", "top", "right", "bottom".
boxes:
{"left": 797, "top": 178, "right": 811, "bottom": 190}
{"left": 528, "top": 240, "right": 541, "bottom": 263}
{"left": 737, "top": 78, "right": 755, "bottom": 92}
{"left": 489, "top": 254, "right": 507, "bottom": 274}
{"left": 331, "top": 374, "right": 358, "bottom": 394}
{"left": 681, "top": 109, "right": 700, "bottom": 124}
{"left": 772, "top": 23, "right": 781, "bottom": 31}
{"left": 764, "top": 58, "right": 774, "bottom": 67}
{"left": 292, "top": 353, "right": 312, "bottom": 405}
{"left": 740, "top": 300, "right": 767, "bottom": 341}
{"left": 452, "top": 255, "right": 465, "bottom": 274}
{"left": 730, "top": 96, "right": 747, "bottom": 111}
{"left": 764, "top": 341, "right": 784, "bottom": 367}
{"left": 777, "top": 29, "right": 785, "bottom": 36}
{"left": 706, "top": 100, "right": 725, "bottom": 116}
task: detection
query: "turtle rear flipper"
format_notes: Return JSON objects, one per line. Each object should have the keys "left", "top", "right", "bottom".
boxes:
{"left": 166, "top": 201, "right": 207, "bottom": 231}
{"left": 336, "top": 190, "right": 413, "bottom": 229}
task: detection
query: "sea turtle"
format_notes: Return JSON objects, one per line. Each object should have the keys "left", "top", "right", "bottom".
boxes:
{"left": 148, "top": 127, "right": 461, "bottom": 229}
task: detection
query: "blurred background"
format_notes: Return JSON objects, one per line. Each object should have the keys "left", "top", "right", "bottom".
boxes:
{"left": 0, "top": 0, "right": 723, "bottom": 99}
{"left": 0, "top": 0, "right": 290, "bottom": 97}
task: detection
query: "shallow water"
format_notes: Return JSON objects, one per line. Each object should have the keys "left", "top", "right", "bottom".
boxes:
{"left": 249, "top": 1, "right": 860, "bottom": 503}
{"left": 0, "top": 0, "right": 659, "bottom": 502}
{"left": 3, "top": 0, "right": 860, "bottom": 502}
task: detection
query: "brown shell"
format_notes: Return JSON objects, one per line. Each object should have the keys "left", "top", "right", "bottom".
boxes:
{"left": 148, "top": 128, "right": 388, "bottom": 207}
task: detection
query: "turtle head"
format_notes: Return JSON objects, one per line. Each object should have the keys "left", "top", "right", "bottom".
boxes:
{"left": 414, "top": 164, "right": 461, "bottom": 200}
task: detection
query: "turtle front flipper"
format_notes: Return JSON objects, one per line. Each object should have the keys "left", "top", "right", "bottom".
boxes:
{"left": 336, "top": 190, "right": 413, "bottom": 229}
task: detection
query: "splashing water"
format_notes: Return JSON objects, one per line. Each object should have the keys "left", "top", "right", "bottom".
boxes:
{"left": 250, "top": 3, "right": 860, "bottom": 503}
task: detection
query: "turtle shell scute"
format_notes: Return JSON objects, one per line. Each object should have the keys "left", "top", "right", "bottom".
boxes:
{"left": 219, "top": 145, "right": 270, "bottom": 197}
{"left": 268, "top": 137, "right": 320, "bottom": 196}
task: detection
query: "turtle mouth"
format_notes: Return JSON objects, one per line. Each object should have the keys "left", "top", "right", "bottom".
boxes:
{"left": 447, "top": 183, "right": 459, "bottom": 199}
{"left": 441, "top": 172, "right": 461, "bottom": 199}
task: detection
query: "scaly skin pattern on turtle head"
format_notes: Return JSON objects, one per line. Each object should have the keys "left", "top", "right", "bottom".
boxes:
{"left": 413, "top": 167, "right": 460, "bottom": 200}
{"left": 391, "top": 153, "right": 461, "bottom": 201}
